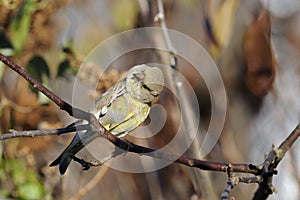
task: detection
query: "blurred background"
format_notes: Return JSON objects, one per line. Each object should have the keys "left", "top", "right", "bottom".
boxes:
{"left": 0, "top": 0, "right": 299, "bottom": 199}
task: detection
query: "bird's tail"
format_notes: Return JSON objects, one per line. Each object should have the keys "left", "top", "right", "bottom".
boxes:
{"left": 49, "top": 152, "right": 74, "bottom": 175}
{"left": 49, "top": 133, "right": 84, "bottom": 174}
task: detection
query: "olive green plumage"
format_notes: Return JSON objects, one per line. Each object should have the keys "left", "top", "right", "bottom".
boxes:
{"left": 50, "top": 64, "right": 164, "bottom": 174}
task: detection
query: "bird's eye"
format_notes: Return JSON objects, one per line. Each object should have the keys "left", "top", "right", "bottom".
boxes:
{"left": 133, "top": 72, "right": 145, "bottom": 80}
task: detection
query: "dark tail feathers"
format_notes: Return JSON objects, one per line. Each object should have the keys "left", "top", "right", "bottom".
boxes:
{"left": 50, "top": 153, "right": 73, "bottom": 175}
{"left": 50, "top": 132, "right": 94, "bottom": 174}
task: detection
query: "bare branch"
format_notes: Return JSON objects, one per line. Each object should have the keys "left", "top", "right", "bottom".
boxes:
{"left": 253, "top": 124, "right": 300, "bottom": 200}
{"left": 0, "top": 52, "right": 118, "bottom": 147}
{"left": 239, "top": 176, "right": 262, "bottom": 184}
{"left": 221, "top": 175, "right": 239, "bottom": 200}
{"left": 221, "top": 164, "right": 263, "bottom": 200}
{"left": 0, "top": 124, "right": 90, "bottom": 140}
{"left": 72, "top": 148, "right": 126, "bottom": 170}
{"left": 154, "top": 0, "right": 201, "bottom": 151}
{"left": 0, "top": 53, "right": 93, "bottom": 122}
{"left": 278, "top": 123, "right": 300, "bottom": 156}
{"left": 154, "top": 0, "right": 177, "bottom": 68}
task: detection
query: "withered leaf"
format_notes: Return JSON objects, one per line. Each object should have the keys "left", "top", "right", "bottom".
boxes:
{"left": 243, "top": 7, "right": 276, "bottom": 97}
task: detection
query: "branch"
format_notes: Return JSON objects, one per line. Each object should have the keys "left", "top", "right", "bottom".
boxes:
{"left": 154, "top": 0, "right": 201, "bottom": 151}
{"left": 0, "top": 53, "right": 93, "bottom": 122}
{"left": 0, "top": 52, "right": 115, "bottom": 143}
{"left": 278, "top": 123, "right": 300, "bottom": 155}
{"left": 221, "top": 164, "right": 263, "bottom": 199}
{"left": 154, "top": 0, "right": 177, "bottom": 68}
{"left": 221, "top": 176, "right": 239, "bottom": 200}
{"left": 218, "top": 124, "right": 300, "bottom": 200}
{"left": 0, "top": 124, "right": 90, "bottom": 140}
{"left": 252, "top": 124, "right": 300, "bottom": 200}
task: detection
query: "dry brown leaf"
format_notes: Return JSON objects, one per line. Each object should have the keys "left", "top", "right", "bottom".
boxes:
{"left": 243, "top": 6, "right": 276, "bottom": 97}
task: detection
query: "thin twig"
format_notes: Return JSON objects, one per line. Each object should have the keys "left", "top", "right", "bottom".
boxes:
{"left": 0, "top": 124, "right": 90, "bottom": 140}
{"left": 73, "top": 148, "right": 126, "bottom": 170}
{"left": 154, "top": 0, "right": 177, "bottom": 68}
{"left": 154, "top": 0, "right": 200, "bottom": 147}
{"left": 221, "top": 166, "right": 263, "bottom": 200}
{"left": 0, "top": 53, "right": 116, "bottom": 145}
{"left": 221, "top": 164, "right": 238, "bottom": 200}
{"left": 0, "top": 53, "right": 94, "bottom": 123}
{"left": 253, "top": 124, "right": 300, "bottom": 200}
{"left": 221, "top": 175, "right": 239, "bottom": 200}
{"left": 154, "top": 1, "right": 220, "bottom": 198}
{"left": 238, "top": 176, "right": 262, "bottom": 184}
{"left": 278, "top": 123, "right": 300, "bottom": 155}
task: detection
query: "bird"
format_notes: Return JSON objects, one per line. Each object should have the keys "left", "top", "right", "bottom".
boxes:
{"left": 50, "top": 64, "right": 164, "bottom": 174}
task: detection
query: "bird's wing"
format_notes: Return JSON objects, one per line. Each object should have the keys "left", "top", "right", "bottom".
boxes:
{"left": 89, "top": 79, "right": 126, "bottom": 118}
{"left": 99, "top": 94, "right": 150, "bottom": 136}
